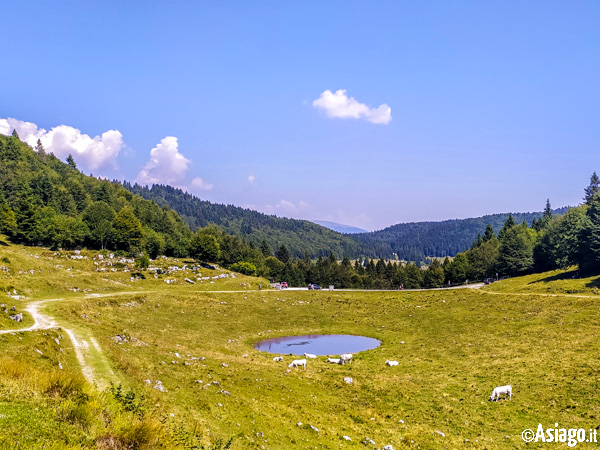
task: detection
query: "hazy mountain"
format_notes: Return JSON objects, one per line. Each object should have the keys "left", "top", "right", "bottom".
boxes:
{"left": 312, "top": 220, "right": 368, "bottom": 234}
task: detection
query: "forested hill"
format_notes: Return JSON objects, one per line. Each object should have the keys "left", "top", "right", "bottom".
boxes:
{"left": 123, "top": 183, "right": 360, "bottom": 258}
{"left": 352, "top": 209, "right": 568, "bottom": 261}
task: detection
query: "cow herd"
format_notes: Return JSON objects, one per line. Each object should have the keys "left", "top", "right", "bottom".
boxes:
{"left": 273, "top": 353, "right": 513, "bottom": 402}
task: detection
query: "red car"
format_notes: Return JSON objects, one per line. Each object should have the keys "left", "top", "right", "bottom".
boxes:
{"left": 280, "top": 282, "right": 288, "bottom": 288}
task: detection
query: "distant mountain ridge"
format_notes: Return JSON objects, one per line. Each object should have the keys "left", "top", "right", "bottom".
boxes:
{"left": 312, "top": 220, "right": 368, "bottom": 234}
{"left": 352, "top": 208, "right": 569, "bottom": 261}
{"left": 124, "top": 183, "right": 360, "bottom": 259}
{"left": 123, "top": 182, "right": 569, "bottom": 262}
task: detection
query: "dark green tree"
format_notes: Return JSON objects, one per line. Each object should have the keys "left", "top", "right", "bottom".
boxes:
{"left": 276, "top": 244, "right": 290, "bottom": 263}
{"left": 259, "top": 240, "right": 273, "bottom": 257}
{"left": 35, "top": 139, "right": 46, "bottom": 156}
{"left": 497, "top": 223, "right": 534, "bottom": 275}
{"left": 576, "top": 196, "right": 600, "bottom": 273}
{"left": 584, "top": 172, "right": 600, "bottom": 204}
{"left": 113, "top": 206, "right": 144, "bottom": 252}
{"left": 83, "top": 201, "right": 116, "bottom": 249}
{"left": 189, "top": 230, "right": 220, "bottom": 263}
{"left": 483, "top": 224, "right": 495, "bottom": 242}
{"left": 66, "top": 154, "right": 77, "bottom": 169}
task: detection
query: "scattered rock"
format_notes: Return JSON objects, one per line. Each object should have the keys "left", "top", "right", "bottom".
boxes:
{"left": 219, "top": 390, "right": 231, "bottom": 396}
{"left": 10, "top": 306, "right": 16, "bottom": 312}
{"left": 184, "top": 278, "right": 196, "bottom": 284}
{"left": 343, "top": 435, "right": 352, "bottom": 441}
{"left": 144, "top": 379, "right": 151, "bottom": 385}
{"left": 154, "top": 380, "right": 166, "bottom": 392}
{"left": 344, "top": 377, "right": 353, "bottom": 384}
{"left": 435, "top": 430, "right": 445, "bottom": 437}
{"left": 34, "top": 349, "right": 43, "bottom": 356}
{"left": 58, "top": 362, "right": 63, "bottom": 370}
{"left": 310, "top": 425, "right": 319, "bottom": 432}
{"left": 382, "top": 446, "right": 394, "bottom": 450}
{"left": 54, "top": 338, "right": 60, "bottom": 345}
{"left": 221, "top": 363, "right": 229, "bottom": 367}
{"left": 9, "top": 313, "right": 23, "bottom": 322}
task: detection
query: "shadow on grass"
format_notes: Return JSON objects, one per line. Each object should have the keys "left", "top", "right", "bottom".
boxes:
{"left": 586, "top": 277, "right": 600, "bottom": 289}
{"left": 527, "top": 269, "right": 579, "bottom": 285}
{"left": 0, "top": 240, "right": 9, "bottom": 246}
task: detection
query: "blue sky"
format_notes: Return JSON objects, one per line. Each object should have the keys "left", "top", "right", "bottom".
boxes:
{"left": 2, "top": 1, "right": 599, "bottom": 231}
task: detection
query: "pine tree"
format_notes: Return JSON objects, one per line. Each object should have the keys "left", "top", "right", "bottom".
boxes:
{"left": 35, "top": 139, "right": 46, "bottom": 157}
{"left": 584, "top": 172, "right": 600, "bottom": 204}
{"left": 483, "top": 223, "right": 495, "bottom": 241}
{"left": 276, "top": 244, "right": 290, "bottom": 263}
{"left": 498, "top": 214, "right": 516, "bottom": 239}
{"left": 66, "top": 154, "right": 77, "bottom": 169}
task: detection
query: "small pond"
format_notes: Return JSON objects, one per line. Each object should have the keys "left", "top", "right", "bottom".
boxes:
{"left": 253, "top": 334, "right": 381, "bottom": 356}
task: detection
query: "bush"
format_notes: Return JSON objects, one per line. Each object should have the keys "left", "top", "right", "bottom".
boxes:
{"left": 229, "top": 262, "right": 257, "bottom": 276}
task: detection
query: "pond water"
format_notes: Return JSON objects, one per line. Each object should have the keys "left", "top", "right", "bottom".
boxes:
{"left": 253, "top": 334, "right": 381, "bottom": 356}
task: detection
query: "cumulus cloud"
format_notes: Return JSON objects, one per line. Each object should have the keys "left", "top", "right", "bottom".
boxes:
{"left": 135, "top": 136, "right": 192, "bottom": 185}
{"left": 0, "top": 117, "right": 123, "bottom": 171}
{"left": 190, "top": 177, "right": 213, "bottom": 191}
{"left": 312, "top": 89, "right": 392, "bottom": 124}
{"left": 248, "top": 175, "right": 255, "bottom": 184}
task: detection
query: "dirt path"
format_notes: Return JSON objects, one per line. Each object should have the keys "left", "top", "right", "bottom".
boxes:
{"left": 0, "top": 296, "right": 118, "bottom": 388}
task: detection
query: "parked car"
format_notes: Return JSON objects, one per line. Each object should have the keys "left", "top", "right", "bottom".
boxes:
{"left": 280, "top": 282, "right": 288, "bottom": 288}
{"left": 308, "top": 283, "right": 321, "bottom": 290}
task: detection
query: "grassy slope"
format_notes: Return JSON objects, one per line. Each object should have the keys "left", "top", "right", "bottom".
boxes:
{"left": 2, "top": 242, "right": 600, "bottom": 448}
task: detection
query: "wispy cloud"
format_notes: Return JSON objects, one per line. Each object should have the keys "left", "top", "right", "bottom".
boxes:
{"left": 312, "top": 89, "right": 392, "bottom": 124}
{"left": 249, "top": 199, "right": 312, "bottom": 218}
{"left": 0, "top": 117, "right": 123, "bottom": 171}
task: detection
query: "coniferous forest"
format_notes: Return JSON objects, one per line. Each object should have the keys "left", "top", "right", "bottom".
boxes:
{"left": 1, "top": 132, "right": 600, "bottom": 289}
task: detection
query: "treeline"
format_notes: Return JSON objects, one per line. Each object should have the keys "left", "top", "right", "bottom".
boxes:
{"left": 352, "top": 209, "right": 567, "bottom": 261}
{"left": 124, "top": 183, "right": 360, "bottom": 259}
{"left": 442, "top": 174, "right": 600, "bottom": 282}
{"left": 0, "top": 132, "right": 192, "bottom": 256}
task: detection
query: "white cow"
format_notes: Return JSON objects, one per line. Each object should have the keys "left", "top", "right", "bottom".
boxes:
{"left": 385, "top": 360, "right": 399, "bottom": 366}
{"left": 340, "top": 353, "right": 353, "bottom": 365}
{"left": 326, "top": 357, "right": 341, "bottom": 364}
{"left": 273, "top": 356, "right": 283, "bottom": 362}
{"left": 304, "top": 353, "right": 317, "bottom": 359}
{"left": 489, "top": 385, "right": 512, "bottom": 401}
{"left": 288, "top": 359, "right": 307, "bottom": 369}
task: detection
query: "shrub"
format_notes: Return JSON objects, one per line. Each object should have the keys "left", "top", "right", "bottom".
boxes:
{"left": 229, "top": 261, "right": 257, "bottom": 276}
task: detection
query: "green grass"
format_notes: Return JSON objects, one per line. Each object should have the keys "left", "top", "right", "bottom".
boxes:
{"left": 2, "top": 242, "right": 600, "bottom": 448}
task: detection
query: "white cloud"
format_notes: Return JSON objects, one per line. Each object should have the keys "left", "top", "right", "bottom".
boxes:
{"left": 312, "top": 89, "right": 392, "bottom": 124}
{"left": 135, "top": 136, "right": 191, "bottom": 185}
{"left": 252, "top": 200, "right": 312, "bottom": 218}
{"left": 190, "top": 177, "right": 213, "bottom": 191}
{"left": 248, "top": 175, "right": 255, "bottom": 184}
{"left": 0, "top": 117, "right": 124, "bottom": 171}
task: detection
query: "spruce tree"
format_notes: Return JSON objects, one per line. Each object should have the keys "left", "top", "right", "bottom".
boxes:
{"left": 66, "top": 154, "right": 77, "bottom": 169}
{"left": 35, "top": 139, "right": 46, "bottom": 156}
{"left": 483, "top": 223, "right": 495, "bottom": 241}
{"left": 584, "top": 172, "right": 600, "bottom": 204}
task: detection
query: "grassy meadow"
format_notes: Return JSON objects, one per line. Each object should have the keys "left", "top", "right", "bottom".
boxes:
{"left": 1, "top": 242, "right": 600, "bottom": 448}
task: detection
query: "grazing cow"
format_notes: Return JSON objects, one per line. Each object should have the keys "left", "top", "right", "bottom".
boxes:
{"left": 385, "top": 360, "right": 399, "bottom": 366}
{"left": 288, "top": 359, "right": 307, "bottom": 369}
{"left": 340, "top": 353, "right": 353, "bottom": 365}
{"left": 489, "top": 385, "right": 512, "bottom": 401}
{"left": 273, "top": 356, "right": 283, "bottom": 362}
{"left": 326, "top": 357, "right": 341, "bottom": 364}
{"left": 304, "top": 353, "right": 317, "bottom": 359}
